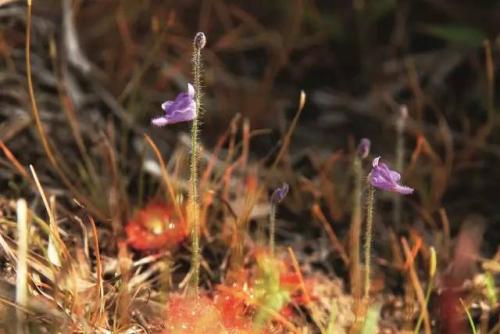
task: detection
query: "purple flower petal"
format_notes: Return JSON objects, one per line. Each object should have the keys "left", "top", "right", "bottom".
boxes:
{"left": 152, "top": 83, "right": 196, "bottom": 126}
{"left": 161, "top": 101, "right": 173, "bottom": 111}
{"left": 393, "top": 184, "right": 414, "bottom": 195}
{"left": 151, "top": 116, "right": 169, "bottom": 127}
{"left": 389, "top": 169, "right": 401, "bottom": 182}
{"left": 376, "top": 161, "right": 401, "bottom": 183}
{"left": 369, "top": 157, "right": 414, "bottom": 195}
{"left": 187, "top": 83, "right": 195, "bottom": 98}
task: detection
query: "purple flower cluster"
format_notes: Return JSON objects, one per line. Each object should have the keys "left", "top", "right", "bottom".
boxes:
{"left": 152, "top": 83, "right": 196, "bottom": 126}
{"left": 369, "top": 157, "right": 413, "bottom": 195}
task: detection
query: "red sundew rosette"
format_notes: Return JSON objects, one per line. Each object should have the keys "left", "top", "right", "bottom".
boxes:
{"left": 125, "top": 202, "right": 187, "bottom": 252}
{"left": 164, "top": 291, "right": 253, "bottom": 334}
{"left": 163, "top": 294, "right": 225, "bottom": 334}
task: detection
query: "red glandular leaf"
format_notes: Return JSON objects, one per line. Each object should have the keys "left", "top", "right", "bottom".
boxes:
{"left": 125, "top": 202, "right": 187, "bottom": 252}
{"left": 213, "top": 286, "right": 253, "bottom": 332}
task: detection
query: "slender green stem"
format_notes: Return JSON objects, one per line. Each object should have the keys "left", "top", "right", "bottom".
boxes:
{"left": 364, "top": 184, "right": 375, "bottom": 300}
{"left": 188, "top": 33, "right": 205, "bottom": 294}
{"left": 461, "top": 299, "right": 478, "bottom": 334}
{"left": 269, "top": 204, "right": 276, "bottom": 256}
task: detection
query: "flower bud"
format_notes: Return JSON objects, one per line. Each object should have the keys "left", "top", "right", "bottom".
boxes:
{"left": 271, "top": 183, "right": 289, "bottom": 204}
{"left": 357, "top": 138, "right": 371, "bottom": 159}
{"left": 194, "top": 32, "right": 206, "bottom": 50}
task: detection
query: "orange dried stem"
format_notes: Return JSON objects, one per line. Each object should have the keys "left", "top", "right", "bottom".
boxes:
{"left": 0, "top": 141, "right": 29, "bottom": 179}
{"left": 287, "top": 247, "right": 310, "bottom": 305}
{"left": 271, "top": 91, "right": 306, "bottom": 168}
{"left": 402, "top": 237, "right": 431, "bottom": 334}
{"left": 403, "top": 236, "right": 422, "bottom": 270}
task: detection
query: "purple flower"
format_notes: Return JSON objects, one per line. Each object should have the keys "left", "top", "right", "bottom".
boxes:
{"left": 271, "top": 183, "right": 289, "bottom": 204}
{"left": 152, "top": 83, "right": 196, "bottom": 126}
{"left": 369, "top": 157, "right": 414, "bottom": 195}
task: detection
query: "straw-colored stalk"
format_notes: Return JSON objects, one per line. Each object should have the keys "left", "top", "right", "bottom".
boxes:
{"left": 16, "top": 199, "right": 29, "bottom": 333}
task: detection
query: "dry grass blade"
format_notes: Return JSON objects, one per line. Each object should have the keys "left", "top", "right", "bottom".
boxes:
{"left": 271, "top": 90, "right": 306, "bottom": 169}
{"left": 0, "top": 141, "right": 29, "bottom": 179}
{"left": 88, "top": 216, "right": 105, "bottom": 324}
{"left": 0, "top": 232, "right": 55, "bottom": 282}
{"left": 15, "top": 198, "right": 28, "bottom": 334}
{"left": 49, "top": 37, "right": 101, "bottom": 195}
{"left": 29, "top": 165, "right": 68, "bottom": 260}
{"left": 24, "top": 0, "right": 103, "bottom": 219}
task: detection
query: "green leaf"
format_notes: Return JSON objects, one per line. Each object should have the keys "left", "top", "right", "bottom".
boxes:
{"left": 485, "top": 272, "right": 498, "bottom": 305}
{"left": 361, "top": 304, "right": 381, "bottom": 334}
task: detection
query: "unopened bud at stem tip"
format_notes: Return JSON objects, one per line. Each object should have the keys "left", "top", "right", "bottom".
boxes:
{"left": 194, "top": 32, "right": 206, "bottom": 50}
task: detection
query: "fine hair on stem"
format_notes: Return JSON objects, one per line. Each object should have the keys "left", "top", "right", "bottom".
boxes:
{"left": 364, "top": 184, "right": 375, "bottom": 300}
{"left": 188, "top": 32, "right": 206, "bottom": 294}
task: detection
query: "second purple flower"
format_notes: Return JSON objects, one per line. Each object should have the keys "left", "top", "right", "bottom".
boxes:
{"left": 369, "top": 157, "right": 414, "bottom": 195}
{"left": 152, "top": 83, "right": 196, "bottom": 126}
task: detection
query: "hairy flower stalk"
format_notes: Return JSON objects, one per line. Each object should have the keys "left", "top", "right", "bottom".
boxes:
{"left": 189, "top": 32, "right": 206, "bottom": 293}
{"left": 270, "top": 183, "right": 289, "bottom": 256}
{"left": 363, "top": 184, "right": 375, "bottom": 300}
{"left": 150, "top": 34, "right": 204, "bottom": 294}
{"left": 350, "top": 139, "right": 370, "bottom": 306}
{"left": 365, "top": 156, "right": 413, "bottom": 299}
